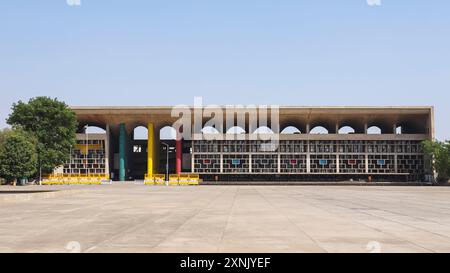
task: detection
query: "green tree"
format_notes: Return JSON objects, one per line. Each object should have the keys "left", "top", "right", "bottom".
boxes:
{"left": 0, "top": 129, "right": 38, "bottom": 183}
{"left": 422, "top": 140, "right": 450, "bottom": 183}
{"left": 7, "top": 97, "right": 77, "bottom": 174}
{"left": 0, "top": 129, "right": 8, "bottom": 184}
{"left": 0, "top": 128, "right": 10, "bottom": 147}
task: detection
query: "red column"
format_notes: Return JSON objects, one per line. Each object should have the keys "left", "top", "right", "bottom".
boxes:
{"left": 176, "top": 137, "right": 182, "bottom": 174}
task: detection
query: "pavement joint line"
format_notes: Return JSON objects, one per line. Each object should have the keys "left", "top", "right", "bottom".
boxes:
{"left": 255, "top": 187, "right": 328, "bottom": 253}
{"left": 217, "top": 186, "right": 239, "bottom": 252}
{"left": 152, "top": 187, "right": 229, "bottom": 250}
{"left": 289, "top": 192, "right": 396, "bottom": 252}
{"left": 316, "top": 189, "right": 450, "bottom": 236}
{"left": 294, "top": 191, "right": 440, "bottom": 253}
{"left": 86, "top": 186, "right": 228, "bottom": 252}
{"left": 84, "top": 211, "right": 158, "bottom": 252}
{"left": 351, "top": 208, "right": 448, "bottom": 252}
{"left": 82, "top": 193, "right": 193, "bottom": 252}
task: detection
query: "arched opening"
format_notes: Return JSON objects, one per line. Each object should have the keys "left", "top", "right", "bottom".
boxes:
{"left": 310, "top": 126, "right": 329, "bottom": 135}
{"left": 130, "top": 126, "right": 149, "bottom": 180}
{"left": 133, "top": 126, "right": 148, "bottom": 140}
{"left": 82, "top": 125, "right": 106, "bottom": 134}
{"left": 399, "top": 122, "right": 426, "bottom": 134}
{"left": 159, "top": 126, "right": 179, "bottom": 176}
{"left": 253, "top": 126, "right": 274, "bottom": 134}
{"left": 160, "top": 126, "right": 177, "bottom": 140}
{"left": 202, "top": 126, "right": 220, "bottom": 134}
{"left": 281, "top": 126, "right": 301, "bottom": 134}
{"left": 367, "top": 126, "right": 382, "bottom": 135}
{"left": 338, "top": 126, "right": 355, "bottom": 134}
{"left": 226, "top": 126, "right": 246, "bottom": 134}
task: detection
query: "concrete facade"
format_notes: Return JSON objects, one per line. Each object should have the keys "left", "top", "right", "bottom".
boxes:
{"left": 66, "top": 106, "right": 434, "bottom": 182}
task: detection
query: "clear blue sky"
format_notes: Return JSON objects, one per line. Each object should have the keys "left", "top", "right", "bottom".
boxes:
{"left": 0, "top": 1, "right": 449, "bottom": 139}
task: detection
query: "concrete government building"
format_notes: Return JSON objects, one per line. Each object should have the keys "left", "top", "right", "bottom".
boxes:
{"left": 55, "top": 106, "right": 434, "bottom": 183}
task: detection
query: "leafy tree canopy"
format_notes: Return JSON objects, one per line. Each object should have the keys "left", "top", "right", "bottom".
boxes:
{"left": 422, "top": 140, "right": 450, "bottom": 183}
{"left": 6, "top": 97, "right": 77, "bottom": 173}
{"left": 0, "top": 128, "right": 38, "bottom": 181}
{"left": 0, "top": 128, "right": 11, "bottom": 147}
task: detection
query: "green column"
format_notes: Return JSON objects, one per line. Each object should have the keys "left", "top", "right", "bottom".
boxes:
{"left": 119, "top": 123, "right": 126, "bottom": 181}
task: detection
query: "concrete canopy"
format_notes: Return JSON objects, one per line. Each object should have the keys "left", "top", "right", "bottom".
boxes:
{"left": 72, "top": 106, "right": 434, "bottom": 138}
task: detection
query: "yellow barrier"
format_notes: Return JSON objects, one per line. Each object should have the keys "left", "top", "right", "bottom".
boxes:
{"left": 48, "top": 174, "right": 109, "bottom": 179}
{"left": 154, "top": 174, "right": 166, "bottom": 185}
{"left": 42, "top": 180, "right": 102, "bottom": 185}
{"left": 142, "top": 173, "right": 201, "bottom": 186}
{"left": 169, "top": 174, "right": 179, "bottom": 185}
{"left": 42, "top": 174, "right": 107, "bottom": 185}
{"left": 172, "top": 174, "right": 200, "bottom": 185}
{"left": 144, "top": 173, "right": 154, "bottom": 185}
{"left": 188, "top": 174, "right": 200, "bottom": 185}
{"left": 178, "top": 174, "right": 190, "bottom": 185}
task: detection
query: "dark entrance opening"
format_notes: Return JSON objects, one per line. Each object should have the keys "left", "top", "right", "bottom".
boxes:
{"left": 130, "top": 140, "right": 148, "bottom": 180}
{"left": 129, "top": 126, "right": 148, "bottom": 180}
{"left": 159, "top": 140, "right": 177, "bottom": 175}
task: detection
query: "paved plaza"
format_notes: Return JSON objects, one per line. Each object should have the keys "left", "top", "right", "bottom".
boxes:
{"left": 1, "top": 184, "right": 450, "bottom": 253}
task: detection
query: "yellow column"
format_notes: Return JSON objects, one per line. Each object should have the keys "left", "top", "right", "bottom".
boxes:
{"left": 147, "top": 123, "right": 154, "bottom": 177}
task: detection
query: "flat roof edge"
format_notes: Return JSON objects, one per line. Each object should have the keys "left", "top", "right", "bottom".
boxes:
{"left": 70, "top": 106, "right": 434, "bottom": 110}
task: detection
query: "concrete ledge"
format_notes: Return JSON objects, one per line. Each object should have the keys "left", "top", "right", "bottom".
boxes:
{"left": 200, "top": 181, "right": 433, "bottom": 186}
{"left": 0, "top": 188, "right": 89, "bottom": 203}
